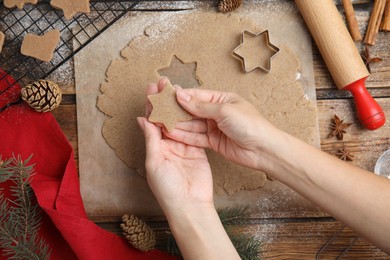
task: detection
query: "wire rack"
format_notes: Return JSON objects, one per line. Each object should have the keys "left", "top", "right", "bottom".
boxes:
{"left": 0, "top": 0, "right": 141, "bottom": 94}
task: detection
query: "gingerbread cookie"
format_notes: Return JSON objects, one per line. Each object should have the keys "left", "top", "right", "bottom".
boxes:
{"left": 0, "top": 32, "right": 4, "bottom": 53}
{"left": 4, "top": 0, "right": 37, "bottom": 9}
{"left": 21, "top": 29, "right": 60, "bottom": 62}
{"left": 50, "top": 0, "right": 90, "bottom": 20}
{"left": 148, "top": 81, "right": 192, "bottom": 132}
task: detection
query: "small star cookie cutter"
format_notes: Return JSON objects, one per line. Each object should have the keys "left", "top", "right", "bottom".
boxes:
{"left": 233, "top": 30, "right": 280, "bottom": 73}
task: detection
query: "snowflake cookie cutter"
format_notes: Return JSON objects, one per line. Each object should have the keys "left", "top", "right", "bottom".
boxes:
{"left": 233, "top": 30, "right": 280, "bottom": 73}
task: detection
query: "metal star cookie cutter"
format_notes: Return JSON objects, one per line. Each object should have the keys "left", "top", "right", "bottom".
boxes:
{"left": 233, "top": 30, "right": 280, "bottom": 73}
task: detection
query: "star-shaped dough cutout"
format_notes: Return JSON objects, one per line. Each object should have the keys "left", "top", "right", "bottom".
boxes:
{"left": 50, "top": 0, "right": 90, "bottom": 20}
{"left": 233, "top": 30, "right": 279, "bottom": 73}
{"left": 148, "top": 81, "right": 192, "bottom": 132}
{"left": 158, "top": 55, "right": 201, "bottom": 89}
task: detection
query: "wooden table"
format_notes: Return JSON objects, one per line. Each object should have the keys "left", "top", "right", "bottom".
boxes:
{"left": 49, "top": 0, "right": 390, "bottom": 258}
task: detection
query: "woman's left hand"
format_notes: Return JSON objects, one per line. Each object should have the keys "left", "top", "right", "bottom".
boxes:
{"left": 137, "top": 78, "right": 214, "bottom": 215}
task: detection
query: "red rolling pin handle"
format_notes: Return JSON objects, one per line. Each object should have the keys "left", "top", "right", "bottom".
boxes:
{"left": 344, "top": 77, "right": 385, "bottom": 130}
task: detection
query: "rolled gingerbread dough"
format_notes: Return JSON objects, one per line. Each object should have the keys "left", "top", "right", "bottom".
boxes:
{"left": 97, "top": 13, "right": 317, "bottom": 195}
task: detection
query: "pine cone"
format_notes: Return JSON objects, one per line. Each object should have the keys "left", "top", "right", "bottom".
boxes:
{"left": 21, "top": 80, "right": 62, "bottom": 112}
{"left": 218, "top": 0, "right": 243, "bottom": 13}
{"left": 120, "top": 214, "right": 156, "bottom": 252}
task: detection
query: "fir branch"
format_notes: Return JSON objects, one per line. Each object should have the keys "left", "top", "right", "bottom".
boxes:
{"left": 166, "top": 205, "right": 261, "bottom": 259}
{"left": 220, "top": 206, "right": 261, "bottom": 259}
{"left": 229, "top": 233, "right": 261, "bottom": 260}
{"left": 0, "top": 154, "right": 51, "bottom": 260}
{"left": 166, "top": 232, "right": 181, "bottom": 257}
{"left": 218, "top": 205, "right": 250, "bottom": 226}
{"left": 0, "top": 156, "right": 14, "bottom": 183}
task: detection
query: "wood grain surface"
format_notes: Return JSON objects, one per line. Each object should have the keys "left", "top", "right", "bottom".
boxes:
{"left": 49, "top": 0, "right": 390, "bottom": 258}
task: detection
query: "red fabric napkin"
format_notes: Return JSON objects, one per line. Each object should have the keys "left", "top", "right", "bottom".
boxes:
{"left": 0, "top": 69, "right": 176, "bottom": 260}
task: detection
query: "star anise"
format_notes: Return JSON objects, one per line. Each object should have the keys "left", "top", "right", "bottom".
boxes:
{"left": 361, "top": 45, "right": 382, "bottom": 73}
{"left": 328, "top": 115, "right": 352, "bottom": 140}
{"left": 336, "top": 147, "right": 354, "bottom": 161}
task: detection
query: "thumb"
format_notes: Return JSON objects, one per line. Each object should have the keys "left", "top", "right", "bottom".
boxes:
{"left": 176, "top": 89, "right": 222, "bottom": 120}
{"left": 136, "top": 117, "right": 161, "bottom": 164}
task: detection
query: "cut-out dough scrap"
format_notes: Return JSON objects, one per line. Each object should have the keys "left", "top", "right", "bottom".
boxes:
{"left": 233, "top": 30, "right": 279, "bottom": 73}
{"left": 21, "top": 29, "right": 61, "bottom": 62}
{"left": 158, "top": 55, "right": 201, "bottom": 89}
{"left": 97, "top": 13, "right": 317, "bottom": 195}
{"left": 148, "top": 81, "right": 192, "bottom": 132}
{"left": 0, "top": 32, "right": 4, "bottom": 53}
{"left": 4, "top": 0, "right": 37, "bottom": 9}
{"left": 50, "top": 0, "right": 90, "bottom": 20}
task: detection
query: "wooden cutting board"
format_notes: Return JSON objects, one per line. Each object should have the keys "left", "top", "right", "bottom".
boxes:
{"left": 75, "top": 2, "right": 324, "bottom": 220}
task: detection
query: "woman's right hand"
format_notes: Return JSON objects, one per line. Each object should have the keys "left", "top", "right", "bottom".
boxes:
{"left": 168, "top": 88, "right": 390, "bottom": 255}
{"left": 165, "top": 88, "right": 283, "bottom": 173}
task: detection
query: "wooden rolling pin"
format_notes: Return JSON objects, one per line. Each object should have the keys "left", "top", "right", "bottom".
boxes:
{"left": 295, "top": 0, "right": 385, "bottom": 130}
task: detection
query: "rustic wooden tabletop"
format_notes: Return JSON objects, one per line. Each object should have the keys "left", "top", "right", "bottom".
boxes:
{"left": 41, "top": 0, "right": 389, "bottom": 258}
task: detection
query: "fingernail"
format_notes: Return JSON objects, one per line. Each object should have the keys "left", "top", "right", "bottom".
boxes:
{"left": 136, "top": 117, "right": 145, "bottom": 130}
{"left": 160, "top": 77, "right": 168, "bottom": 85}
{"left": 177, "top": 89, "right": 191, "bottom": 102}
{"left": 146, "top": 83, "right": 156, "bottom": 95}
{"left": 173, "top": 84, "right": 182, "bottom": 90}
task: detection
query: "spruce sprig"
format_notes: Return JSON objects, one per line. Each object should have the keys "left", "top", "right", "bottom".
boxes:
{"left": 0, "top": 155, "right": 51, "bottom": 260}
{"left": 219, "top": 205, "right": 250, "bottom": 226}
{"left": 166, "top": 205, "right": 261, "bottom": 259}
{"left": 219, "top": 206, "right": 261, "bottom": 260}
{"left": 0, "top": 157, "right": 14, "bottom": 182}
{"left": 229, "top": 234, "right": 262, "bottom": 260}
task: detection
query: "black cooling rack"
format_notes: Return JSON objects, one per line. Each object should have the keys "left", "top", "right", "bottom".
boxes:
{"left": 0, "top": 0, "right": 141, "bottom": 90}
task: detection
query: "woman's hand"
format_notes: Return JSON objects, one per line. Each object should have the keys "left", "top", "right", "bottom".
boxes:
{"left": 168, "top": 87, "right": 390, "bottom": 255}
{"left": 137, "top": 79, "right": 214, "bottom": 215}
{"left": 165, "top": 88, "right": 283, "bottom": 173}
{"left": 138, "top": 79, "right": 240, "bottom": 260}
{"left": 142, "top": 84, "right": 390, "bottom": 255}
